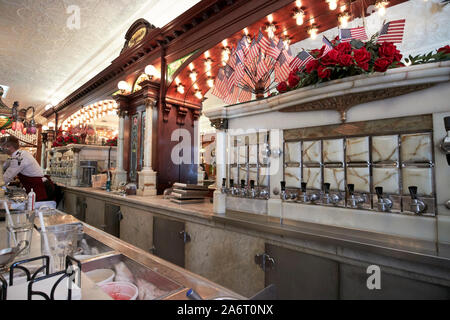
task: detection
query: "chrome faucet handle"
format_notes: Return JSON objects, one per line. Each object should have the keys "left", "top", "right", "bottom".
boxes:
{"left": 230, "top": 179, "right": 237, "bottom": 196}
{"left": 408, "top": 186, "right": 427, "bottom": 214}
{"left": 221, "top": 178, "right": 228, "bottom": 194}
{"left": 323, "top": 183, "right": 342, "bottom": 205}
{"left": 322, "top": 183, "right": 332, "bottom": 204}
{"left": 299, "top": 182, "right": 310, "bottom": 203}
{"left": 347, "top": 184, "right": 365, "bottom": 208}
{"left": 280, "top": 181, "right": 288, "bottom": 201}
{"left": 240, "top": 180, "right": 247, "bottom": 197}
{"left": 375, "top": 187, "right": 393, "bottom": 212}
{"left": 250, "top": 180, "right": 257, "bottom": 199}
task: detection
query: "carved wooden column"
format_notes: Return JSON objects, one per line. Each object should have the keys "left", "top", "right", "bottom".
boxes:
{"left": 211, "top": 118, "right": 228, "bottom": 215}
{"left": 137, "top": 98, "right": 158, "bottom": 196}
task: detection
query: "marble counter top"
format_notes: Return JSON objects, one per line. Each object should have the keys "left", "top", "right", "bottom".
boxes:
{"left": 62, "top": 186, "right": 450, "bottom": 274}
{"left": 0, "top": 217, "right": 245, "bottom": 300}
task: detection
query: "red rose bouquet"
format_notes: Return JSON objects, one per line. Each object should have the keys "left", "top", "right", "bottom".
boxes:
{"left": 52, "top": 134, "right": 81, "bottom": 148}
{"left": 275, "top": 34, "right": 449, "bottom": 95}
{"left": 105, "top": 136, "right": 118, "bottom": 147}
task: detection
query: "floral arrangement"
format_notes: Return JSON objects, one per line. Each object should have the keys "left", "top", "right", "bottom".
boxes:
{"left": 276, "top": 36, "right": 450, "bottom": 95}
{"left": 52, "top": 134, "right": 82, "bottom": 148}
{"left": 104, "top": 136, "right": 118, "bottom": 147}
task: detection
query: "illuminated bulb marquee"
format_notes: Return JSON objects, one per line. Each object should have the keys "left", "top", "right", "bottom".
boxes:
{"left": 61, "top": 100, "right": 118, "bottom": 131}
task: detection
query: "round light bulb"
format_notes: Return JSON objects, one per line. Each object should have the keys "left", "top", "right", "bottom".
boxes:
{"left": 327, "top": 0, "right": 337, "bottom": 10}
{"left": 145, "top": 65, "right": 159, "bottom": 78}
{"left": 118, "top": 81, "right": 129, "bottom": 91}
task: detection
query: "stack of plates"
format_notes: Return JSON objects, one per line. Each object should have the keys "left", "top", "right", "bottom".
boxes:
{"left": 170, "top": 183, "right": 209, "bottom": 205}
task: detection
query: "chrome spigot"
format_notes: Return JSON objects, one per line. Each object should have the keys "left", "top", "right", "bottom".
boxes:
{"left": 250, "top": 180, "right": 257, "bottom": 199}
{"left": 375, "top": 187, "right": 393, "bottom": 212}
{"left": 240, "top": 180, "right": 248, "bottom": 198}
{"left": 441, "top": 116, "right": 450, "bottom": 166}
{"left": 309, "top": 187, "right": 321, "bottom": 204}
{"left": 230, "top": 179, "right": 238, "bottom": 196}
{"left": 259, "top": 188, "right": 270, "bottom": 200}
{"left": 299, "top": 183, "right": 310, "bottom": 203}
{"left": 280, "top": 181, "right": 289, "bottom": 201}
{"left": 408, "top": 186, "right": 427, "bottom": 215}
{"left": 322, "top": 183, "right": 342, "bottom": 206}
{"left": 347, "top": 184, "right": 366, "bottom": 208}
{"left": 221, "top": 178, "right": 228, "bottom": 194}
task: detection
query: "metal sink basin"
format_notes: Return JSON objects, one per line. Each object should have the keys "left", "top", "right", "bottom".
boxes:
{"left": 75, "top": 233, "right": 115, "bottom": 260}
{"left": 81, "top": 254, "right": 184, "bottom": 300}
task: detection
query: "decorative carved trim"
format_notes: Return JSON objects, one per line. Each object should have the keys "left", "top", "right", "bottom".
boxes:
{"left": 144, "top": 97, "right": 157, "bottom": 110}
{"left": 177, "top": 106, "right": 189, "bottom": 125}
{"left": 279, "top": 84, "right": 435, "bottom": 123}
{"left": 210, "top": 118, "right": 228, "bottom": 130}
{"left": 192, "top": 109, "right": 201, "bottom": 126}
{"left": 118, "top": 109, "right": 129, "bottom": 118}
{"left": 163, "top": 103, "right": 172, "bottom": 122}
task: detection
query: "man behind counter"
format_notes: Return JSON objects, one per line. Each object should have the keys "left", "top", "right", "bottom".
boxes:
{"left": 0, "top": 136, "right": 56, "bottom": 202}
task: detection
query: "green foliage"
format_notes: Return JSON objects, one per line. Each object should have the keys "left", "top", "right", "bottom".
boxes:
{"left": 404, "top": 50, "right": 450, "bottom": 66}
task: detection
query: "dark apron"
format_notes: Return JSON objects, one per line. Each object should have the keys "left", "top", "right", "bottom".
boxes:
{"left": 17, "top": 173, "right": 48, "bottom": 202}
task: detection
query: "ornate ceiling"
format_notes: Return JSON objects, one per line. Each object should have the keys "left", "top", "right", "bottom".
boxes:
{"left": 0, "top": 0, "right": 200, "bottom": 122}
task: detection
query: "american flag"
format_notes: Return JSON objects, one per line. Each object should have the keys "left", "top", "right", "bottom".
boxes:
{"left": 275, "top": 49, "right": 291, "bottom": 82}
{"left": 238, "top": 85, "right": 252, "bottom": 103}
{"left": 290, "top": 50, "right": 314, "bottom": 70}
{"left": 224, "top": 86, "right": 240, "bottom": 105}
{"left": 223, "top": 64, "right": 237, "bottom": 93}
{"left": 241, "top": 36, "right": 250, "bottom": 57}
{"left": 339, "top": 26, "right": 368, "bottom": 43}
{"left": 257, "top": 30, "right": 271, "bottom": 55}
{"left": 267, "top": 38, "right": 281, "bottom": 60}
{"left": 234, "top": 55, "right": 245, "bottom": 81}
{"left": 212, "top": 68, "right": 226, "bottom": 99}
{"left": 377, "top": 19, "right": 406, "bottom": 44}
{"left": 246, "top": 37, "right": 260, "bottom": 64}
{"left": 256, "top": 53, "right": 269, "bottom": 81}
{"left": 235, "top": 39, "right": 246, "bottom": 66}
{"left": 321, "top": 36, "right": 334, "bottom": 58}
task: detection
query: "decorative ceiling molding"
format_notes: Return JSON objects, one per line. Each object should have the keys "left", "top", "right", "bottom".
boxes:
{"left": 0, "top": 0, "right": 201, "bottom": 122}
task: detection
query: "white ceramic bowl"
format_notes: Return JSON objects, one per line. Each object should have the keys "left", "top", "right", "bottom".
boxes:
{"left": 85, "top": 269, "right": 115, "bottom": 285}
{"left": 99, "top": 281, "right": 139, "bottom": 300}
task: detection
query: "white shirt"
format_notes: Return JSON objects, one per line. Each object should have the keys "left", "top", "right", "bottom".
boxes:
{"left": 3, "top": 150, "right": 44, "bottom": 184}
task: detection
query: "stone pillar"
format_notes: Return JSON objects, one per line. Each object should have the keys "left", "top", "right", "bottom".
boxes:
{"left": 196, "top": 120, "right": 205, "bottom": 186}
{"left": 70, "top": 147, "right": 81, "bottom": 187}
{"left": 113, "top": 110, "right": 128, "bottom": 189}
{"left": 211, "top": 119, "right": 228, "bottom": 215}
{"left": 40, "top": 142, "right": 47, "bottom": 170}
{"left": 137, "top": 99, "right": 157, "bottom": 196}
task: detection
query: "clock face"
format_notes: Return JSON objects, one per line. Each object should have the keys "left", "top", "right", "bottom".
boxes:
{"left": 128, "top": 27, "right": 147, "bottom": 48}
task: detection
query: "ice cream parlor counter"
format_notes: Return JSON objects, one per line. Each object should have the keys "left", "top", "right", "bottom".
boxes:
{"left": 0, "top": 212, "right": 245, "bottom": 300}
{"left": 60, "top": 185, "right": 450, "bottom": 300}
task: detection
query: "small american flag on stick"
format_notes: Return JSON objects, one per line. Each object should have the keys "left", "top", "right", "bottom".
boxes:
{"left": 339, "top": 26, "right": 368, "bottom": 43}
{"left": 290, "top": 50, "right": 314, "bottom": 70}
{"left": 320, "top": 36, "right": 334, "bottom": 58}
{"left": 377, "top": 19, "right": 406, "bottom": 44}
